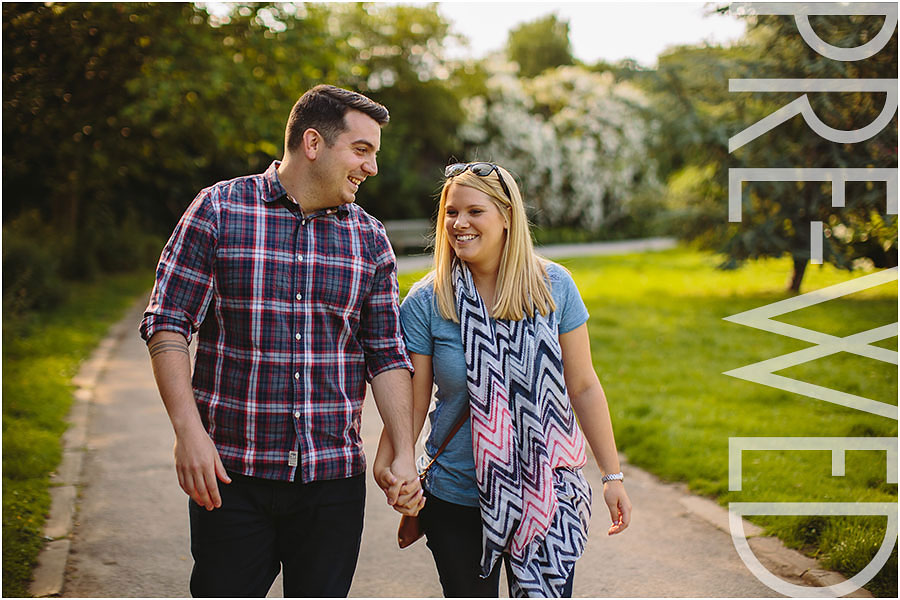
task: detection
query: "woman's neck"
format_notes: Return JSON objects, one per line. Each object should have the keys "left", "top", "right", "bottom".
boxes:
{"left": 468, "top": 263, "right": 499, "bottom": 309}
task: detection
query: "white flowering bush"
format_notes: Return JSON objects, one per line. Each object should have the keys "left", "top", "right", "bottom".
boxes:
{"left": 460, "top": 58, "right": 657, "bottom": 231}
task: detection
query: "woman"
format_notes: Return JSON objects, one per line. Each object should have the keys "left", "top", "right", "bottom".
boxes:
{"left": 375, "top": 162, "right": 632, "bottom": 597}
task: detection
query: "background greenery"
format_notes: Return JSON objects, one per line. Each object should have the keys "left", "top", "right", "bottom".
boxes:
{"left": 2, "top": 269, "right": 153, "bottom": 597}
{"left": 3, "top": 2, "right": 896, "bottom": 596}
{"left": 7, "top": 3, "right": 895, "bottom": 312}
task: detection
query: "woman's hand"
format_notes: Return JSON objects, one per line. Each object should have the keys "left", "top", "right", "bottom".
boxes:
{"left": 603, "top": 480, "right": 632, "bottom": 535}
{"left": 394, "top": 478, "right": 427, "bottom": 516}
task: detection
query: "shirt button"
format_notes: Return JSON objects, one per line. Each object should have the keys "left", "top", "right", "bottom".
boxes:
{"left": 295, "top": 293, "right": 302, "bottom": 300}
{"left": 294, "top": 372, "right": 300, "bottom": 380}
{"left": 301, "top": 219, "right": 307, "bottom": 226}
{"left": 295, "top": 333, "right": 301, "bottom": 340}
{"left": 293, "top": 411, "right": 301, "bottom": 419}
{"left": 297, "top": 254, "right": 303, "bottom": 262}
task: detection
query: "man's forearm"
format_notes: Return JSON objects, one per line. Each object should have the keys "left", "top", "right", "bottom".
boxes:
{"left": 147, "top": 330, "right": 231, "bottom": 509}
{"left": 147, "top": 331, "right": 203, "bottom": 433}
{"left": 370, "top": 368, "right": 415, "bottom": 460}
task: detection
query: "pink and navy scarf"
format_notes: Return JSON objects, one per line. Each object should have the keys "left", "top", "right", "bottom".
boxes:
{"left": 454, "top": 260, "right": 592, "bottom": 597}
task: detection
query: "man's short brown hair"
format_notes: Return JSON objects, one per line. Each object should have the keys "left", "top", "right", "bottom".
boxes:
{"left": 285, "top": 85, "right": 389, "bottom": 152}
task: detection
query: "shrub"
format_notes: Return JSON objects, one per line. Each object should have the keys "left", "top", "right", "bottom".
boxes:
{"left": 2, "top": 211, "right": 66, "bottom": 321}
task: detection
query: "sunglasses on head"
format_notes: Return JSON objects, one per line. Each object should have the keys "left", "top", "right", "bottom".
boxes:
{"left": 444, "top": 162, "right": 512, "bottom": 203}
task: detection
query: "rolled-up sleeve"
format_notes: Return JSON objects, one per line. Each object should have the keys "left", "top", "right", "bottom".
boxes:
{"left": 139, "top": 188, "right": 218, "bottom": 343}
{"left": 358, "top": 226, "right": 413, "bottom": 381}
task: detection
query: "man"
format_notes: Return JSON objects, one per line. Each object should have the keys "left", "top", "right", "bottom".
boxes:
{"left": 140, "top": 85, "right": 420, "bottom": 597}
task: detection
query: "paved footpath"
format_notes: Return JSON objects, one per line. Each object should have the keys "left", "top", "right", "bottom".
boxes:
{"left": 54, "top": 240, "right": 866, "bottom": 597}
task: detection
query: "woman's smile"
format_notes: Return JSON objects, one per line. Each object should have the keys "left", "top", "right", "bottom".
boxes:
{"left": 444, "top": 184, "right": 507, "bottom": 269}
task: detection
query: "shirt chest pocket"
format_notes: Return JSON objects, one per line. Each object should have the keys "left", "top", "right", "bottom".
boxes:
{"left": 318, "top": 257, "right": 376, "bottom": 318}
{"left": 215, "top": 251, "right": 293, "bottom": 302}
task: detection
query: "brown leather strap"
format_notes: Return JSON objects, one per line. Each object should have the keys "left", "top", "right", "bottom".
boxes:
{"left": 418, "top": 407, "right": 470, "bottom": 479}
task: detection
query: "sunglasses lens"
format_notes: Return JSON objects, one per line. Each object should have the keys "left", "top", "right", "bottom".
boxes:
{"left": 444, "top": 163, "right": 467, "bottom": 177}
{"left": 469, "top": 163, "right": 494, "bottom": 177}
{"left": 444, "top": 162, "right": 510, "bottom": 201}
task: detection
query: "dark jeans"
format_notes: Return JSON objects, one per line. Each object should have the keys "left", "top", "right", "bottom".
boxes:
{"left": 188, "top": 471, "right": 365, "bottom": 598}
{"left": 419, "top": 491, "right": 575, "bottom": 598}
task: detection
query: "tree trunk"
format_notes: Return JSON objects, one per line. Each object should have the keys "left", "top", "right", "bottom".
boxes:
{"left": 789, "top": 255, "right": 807, "bottom": 294}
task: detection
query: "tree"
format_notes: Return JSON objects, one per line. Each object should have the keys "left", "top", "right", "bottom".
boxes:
{"left": 324, "top": 2, "right": 466, "bottom": 220}
{"left": 4, "top": 2, "right": 217, "bottom": 279}
{"left": 459, "top": 57, "right": 659, "bottom": 233}
{"left": 3, "top": 0, "right": 466, "bottom": 302}
{"left": 644, "top": 13, "right": 897, "bottom": 292}
{"left": 506, "top": 14, "right": 574, "bottom": 78}
{"left": 3, "top": 2, "right": 345, "bottom": 278}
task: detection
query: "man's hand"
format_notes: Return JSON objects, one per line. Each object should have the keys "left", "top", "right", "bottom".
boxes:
{"left": 174, "top": 422, "right": 232, "bottom": 510}
{"left": 390, "top": 455, "right": 419, "bottom": 490}
{"left": 373, "top": 460, "right": 402, "bottom": 505}
{"left": 391, "top": 455, "right": 423, "bottom": 505}
{"left": 148, "top": 331, "right": 232, "bottom": 509}
{"left": 370, "top": 369, "right": 428, "bottom": 515}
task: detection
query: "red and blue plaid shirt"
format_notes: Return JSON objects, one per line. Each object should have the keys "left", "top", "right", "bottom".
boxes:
{"left": 140, "top": 161, "right": 413, "bottom": 482}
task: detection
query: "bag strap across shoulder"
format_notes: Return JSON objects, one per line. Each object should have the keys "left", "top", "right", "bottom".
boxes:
{"left": 418, "top": 406, "right": 470, "bottom": 480}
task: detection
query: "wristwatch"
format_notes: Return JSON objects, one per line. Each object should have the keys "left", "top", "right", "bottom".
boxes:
{"left": 601, "top": 472, "right": 624, "bottom": 484}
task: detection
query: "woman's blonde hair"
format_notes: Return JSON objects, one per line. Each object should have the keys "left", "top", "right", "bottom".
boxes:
{"left": 432, "top": 163, "right": 555, "bottom": 322}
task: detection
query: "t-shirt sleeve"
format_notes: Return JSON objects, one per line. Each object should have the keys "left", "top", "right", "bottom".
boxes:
{"left": 400, "top": 281, "right": 434, "bottom": 356}
{"left": 550, "top": 263, "right": 590, "bottom": 334}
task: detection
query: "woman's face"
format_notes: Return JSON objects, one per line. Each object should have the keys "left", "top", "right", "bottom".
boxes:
{"left": 443, "top": 183, "right": 508, "bottom": 272}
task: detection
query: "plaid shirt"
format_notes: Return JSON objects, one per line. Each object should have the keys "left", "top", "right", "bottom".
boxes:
{"left": 140, "top": 161, "right": 412, "bottom": 482}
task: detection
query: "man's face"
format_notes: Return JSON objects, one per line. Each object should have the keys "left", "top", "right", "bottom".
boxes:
{"left": 316, "top": 109, "right": 381, "bottom": 206}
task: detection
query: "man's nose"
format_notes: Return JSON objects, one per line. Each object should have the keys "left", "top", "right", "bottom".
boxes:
{"left": 363, "top": 156, "right": 377, "bottom": 176}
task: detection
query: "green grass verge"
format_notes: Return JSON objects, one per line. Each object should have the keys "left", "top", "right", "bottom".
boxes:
{"left": 398, "top": 248, "right": 897, "bottom": 596}
{"left": 2, "top": 269, "right": 153, "bottom": 598}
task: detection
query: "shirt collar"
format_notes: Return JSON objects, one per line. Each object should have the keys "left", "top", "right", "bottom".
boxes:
{"left": 262, "top": 160, "right": 351, "bottom": 219}
{"left": 262, "top": 160, "right": 288, "bottom": 204}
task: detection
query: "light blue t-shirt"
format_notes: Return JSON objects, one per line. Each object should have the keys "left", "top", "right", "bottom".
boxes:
{"left": 399, "top": 261, "right": 590, "bottom": 507}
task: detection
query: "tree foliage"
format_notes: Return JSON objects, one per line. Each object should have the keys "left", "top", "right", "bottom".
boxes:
{"left": 643, "top": 12, "right": 897, "bottom": 291}
{"left": 459, "top": 57, "right": 660, "bottom": 235}
{"left": 4, "top": 3, "right": 895, "bottom": 300}
{"left": 328, "top": 2, "right": 466, "bottom": 219}
{"left": 3, "top": 1, "right": 464, "bottom": 314}
{"left": 506, "top": 14, "right": 574, "bottom": 78}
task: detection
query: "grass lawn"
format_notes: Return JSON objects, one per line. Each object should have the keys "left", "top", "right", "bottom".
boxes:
{"left": 399, "top": 248, "right": 897, "bottom": 596}
{"left": 2, "top": 269, "right": 154, "bottom": 598}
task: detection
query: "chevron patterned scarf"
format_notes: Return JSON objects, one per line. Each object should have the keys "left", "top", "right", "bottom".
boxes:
{"left": 454, "top": 261, "right": 592, "bottom": 598}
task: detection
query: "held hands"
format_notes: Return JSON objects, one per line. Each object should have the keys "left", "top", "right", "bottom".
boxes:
{"left": 603, "top": 480, "right": 632, "bottom": 535}
{"left": 374, "top": 456, "right": 425, "bottom": 516}
{"left": 173, "top": 423, "right": 231, "bottom": 511}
